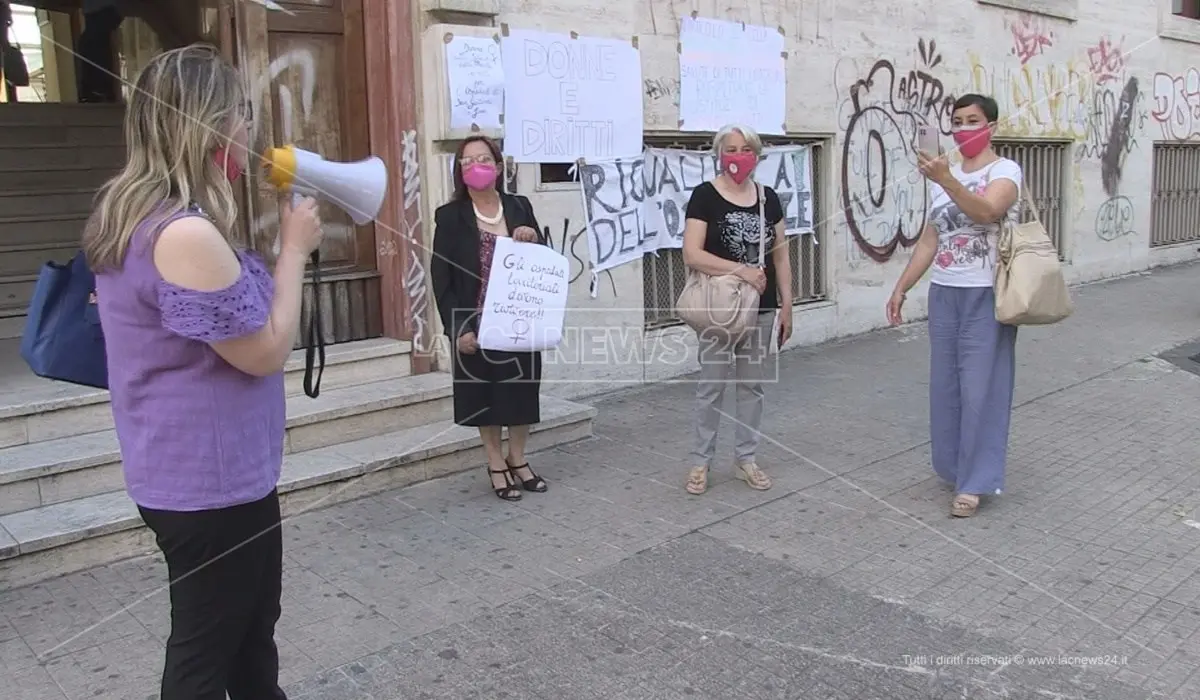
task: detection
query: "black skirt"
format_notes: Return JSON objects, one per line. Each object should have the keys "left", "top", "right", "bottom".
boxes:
{"left": 451, "top": 345, "right": 542, "bottom": 427}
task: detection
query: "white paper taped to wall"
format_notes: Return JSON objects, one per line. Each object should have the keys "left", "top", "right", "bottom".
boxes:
{"left": 444, "top": 34, "right": 505, "bottom": 131}
{"left": 678, "top": 15, "right": 786, "bottom": 135}
{"left": 500, "top": 27, "right": 644, "bottom": 163}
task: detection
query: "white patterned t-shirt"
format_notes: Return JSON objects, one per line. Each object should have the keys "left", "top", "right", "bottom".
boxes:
{"left": 928, "top": 158, "right": 1023, "bottom": 288}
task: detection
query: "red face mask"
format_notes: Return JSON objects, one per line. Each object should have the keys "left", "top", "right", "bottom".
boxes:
{"left": 213, "top": 146, "right": 244, "bottom": 182}
{"left": 720, "top": 152, "right": 757, "bottom": 184}
{"left": 951, "top": 125, "right": 992, "bottom": 159}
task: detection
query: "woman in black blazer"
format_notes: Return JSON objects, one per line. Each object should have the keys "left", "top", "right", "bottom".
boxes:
{"left": 431, "top": 135, "right": 550, "bottom": 501}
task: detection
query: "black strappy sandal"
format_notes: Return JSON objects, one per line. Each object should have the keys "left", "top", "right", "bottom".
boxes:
{"left": 488, "top": 466, "right": 522, "bottom": 501}
{"left": 506, "top": 460, "right": 548, "bottom": 493}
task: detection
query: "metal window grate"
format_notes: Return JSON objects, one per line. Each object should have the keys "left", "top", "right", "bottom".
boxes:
{"left": 1150, "top": 143, "right": 1200, "bottom": 248}
{"left": 641, "top": 135, "right": 826, "bottom": 329}
{"left": 991, "top": 140, "right": 1069, "bottom": 258}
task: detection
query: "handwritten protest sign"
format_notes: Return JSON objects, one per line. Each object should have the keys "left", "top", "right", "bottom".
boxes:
{"left": 444, "top": 34, "right": 505, "bottom": 130}
{"left": 477, "top": 238, "right": 569, "bottom": 352}
{"left": 578, "top": 146, "right": 813, "bottom": 275}
{"left": 678, "top": 16, "right": 786, "bottom": 135}
{"left": 500, "top": 28, "right": 643, "bottom": 162}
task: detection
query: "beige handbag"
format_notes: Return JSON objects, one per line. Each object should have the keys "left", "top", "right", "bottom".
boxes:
{"left": 675, "top": 184, "right": 766, "bottom": 342}
{"left": 993, "top": 187, "right": 1073, "bottom": 325}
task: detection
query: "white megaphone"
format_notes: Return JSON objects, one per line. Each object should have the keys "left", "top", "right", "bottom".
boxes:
{"left": 261, "top": 145, "right": 388, "bottom": 225}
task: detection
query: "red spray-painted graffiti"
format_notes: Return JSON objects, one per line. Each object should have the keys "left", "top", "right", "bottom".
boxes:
{"left": 1151, "top": 68, "right": 1200, "bottom": 141}
{"left": 1086, "top": 36, "right": 1126, "bottom": 86}
{"left": 1009, "top": 14, "right": 1053, "bottom": 66}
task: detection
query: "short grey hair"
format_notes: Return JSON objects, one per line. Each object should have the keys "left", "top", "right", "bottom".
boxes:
{"left": 712, "top": 124, "right": 763, "bottom": 157}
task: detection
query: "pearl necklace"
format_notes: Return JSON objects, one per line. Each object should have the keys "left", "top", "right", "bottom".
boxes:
{"left": 474, "top": 201, "right": 504, "bottom": 226}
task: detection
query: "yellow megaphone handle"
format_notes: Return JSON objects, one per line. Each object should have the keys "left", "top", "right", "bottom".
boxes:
{"left": 263, "top": 144, "right": 298, "bottom": 191}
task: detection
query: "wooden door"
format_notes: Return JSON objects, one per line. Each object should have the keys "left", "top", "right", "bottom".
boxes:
{"left": 236, "top": 0, "right": 382, "bottom": 346}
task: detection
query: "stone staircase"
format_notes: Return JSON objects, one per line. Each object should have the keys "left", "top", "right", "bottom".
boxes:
{"left": 0, "top": 103, "right": 126, "bottom": 339}
{"left": 0, "top": 339, "right": 596, "bottom": 588}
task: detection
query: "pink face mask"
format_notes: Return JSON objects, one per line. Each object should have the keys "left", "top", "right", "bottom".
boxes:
{"left": 952, "top": 125, "right": 992, "bottom": 159}
{"left": 462, "top": 163, "right": 498, "bottom": 191}
{"left": 720, "top": 152, "right": 757, "bottom": 184}
{"left": 213, "top": 146, "right": 244, "bottom": 182}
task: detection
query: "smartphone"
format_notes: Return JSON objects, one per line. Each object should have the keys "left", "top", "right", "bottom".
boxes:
{"left": 916, "top": 124, "right": 940, "bottom": 155}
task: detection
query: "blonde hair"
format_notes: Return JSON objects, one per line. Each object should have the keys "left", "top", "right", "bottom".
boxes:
{"left": 84, "top": 44, "right": 254, "bottom": 271}
{"left": 712, "top": 124, "right": 763, "bottom": 157}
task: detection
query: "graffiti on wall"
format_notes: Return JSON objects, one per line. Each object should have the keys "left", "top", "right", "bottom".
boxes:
{"left": 644, "top": 77, "right": 680, "bottom": 106}
{"left": 400, "top": 129, "right": 430, "bottom": 351}
{"left": 1081, "top": 77, "right": 1142, "bottom": 197}
{"left": 1095, "top": 195, "right": 1134, "bottom": 241}
{"left": 838, "top": 39, "right": 954, "bottom": 262}
{"left": 252, "top": 49, "right": 317, "bottom": 248}
{"left": 541, "top": 218, "right": 618, "bottom": 295}
{"left": 1151, "top": 68, "right": 1200, "bottom": 141}
{"left": 967, "top": 53, "right": 1092, "bottom": 140}
{"left": 1086, "top": 35, "right": 1126, "bottom": 86}
{"left": 1008, "top": 13, "right": 1054, "bottom": 66}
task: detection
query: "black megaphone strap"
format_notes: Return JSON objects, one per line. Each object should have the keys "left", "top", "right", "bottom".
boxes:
{"left": 303, "top": 250, "right": 325, "bottom": 398}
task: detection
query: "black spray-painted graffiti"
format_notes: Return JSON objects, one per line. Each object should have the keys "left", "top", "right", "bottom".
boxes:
{"left": 644, "top": 77, "right": 680, "bottom": 106}
{"left": 1095, "top": 195, "right": 1134, "bottom": 241}
{"left": 541, "top": 217, "right": 618, "bottom": 294}
{"left": 840, "top": 39, "right": 955, "bottom": 262}
{"left": 1080, "top": 77, "right": 1143, "bottom": 197}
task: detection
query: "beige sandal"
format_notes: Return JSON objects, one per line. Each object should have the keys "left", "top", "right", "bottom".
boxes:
{"left": 736, "top": 462, "right": 772, "bottom": 490}
{"left": 686, "top": 466, "right": 708, "bottom": 494}
{"left": 951, "top": 494, "right": 979, "bottom": 517}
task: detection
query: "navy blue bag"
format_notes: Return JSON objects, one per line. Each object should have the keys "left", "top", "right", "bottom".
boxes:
{"left": 20, "top": 252, "right": 108, "bottom": 389}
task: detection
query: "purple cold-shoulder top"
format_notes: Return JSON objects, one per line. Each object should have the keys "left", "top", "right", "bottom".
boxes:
{"left": 95, "top": 205, "right": 285, "bottom": 512}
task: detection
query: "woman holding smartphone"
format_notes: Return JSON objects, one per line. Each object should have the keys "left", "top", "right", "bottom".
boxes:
{"left": 887, "top": 94, "right": 1023, "bottom": 518}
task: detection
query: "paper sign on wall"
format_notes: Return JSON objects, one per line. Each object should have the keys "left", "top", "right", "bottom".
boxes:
{"left": 579, "top": 146, "right": 813, "bottom": 274}
{"left": 500, "top": 28, "right": 644, "bottom": 163}
{"left": 678, "top": 16, "right": 786, "bottom": 135}
{"left": 444, "top": 34, "right": 505, "bottom": 130}
{"left": 477, "top": 238, "right": 569, "bottom": 352}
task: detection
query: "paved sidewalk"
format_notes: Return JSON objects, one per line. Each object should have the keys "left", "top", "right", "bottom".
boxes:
{"left": 6, "top": 262, "right": 1200, "bottom": 699}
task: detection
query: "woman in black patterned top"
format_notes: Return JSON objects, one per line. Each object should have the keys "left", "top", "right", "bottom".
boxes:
{"left": 680, "top": 124, "right": 793, "bottom": 496}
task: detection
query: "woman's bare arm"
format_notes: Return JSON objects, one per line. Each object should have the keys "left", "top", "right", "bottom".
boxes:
{"left": 154, "top": 217, "right": 308, "bottom": 376}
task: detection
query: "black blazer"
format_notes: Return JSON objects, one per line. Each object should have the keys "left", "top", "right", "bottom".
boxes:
{"left": 430, "top": 192, "right": 547, "bottom": 340}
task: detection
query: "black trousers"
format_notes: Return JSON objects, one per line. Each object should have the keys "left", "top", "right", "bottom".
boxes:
{"left": 139, "top": 491, "right": 288, "bottom": 700}
{"left": 77, "top": 6, "right": 123, "bottom": 102}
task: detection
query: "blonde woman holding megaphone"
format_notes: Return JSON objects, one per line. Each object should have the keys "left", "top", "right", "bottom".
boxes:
{"left": 83, "top": 44, "right": 320, "bottom": 699}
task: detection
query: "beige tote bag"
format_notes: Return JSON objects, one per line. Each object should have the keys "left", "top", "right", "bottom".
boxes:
{"left": 993, "top": 187, "right": 1073, "bottom": 325}
{"left": 675, "top": 184, "right": 766, "bottom": 342}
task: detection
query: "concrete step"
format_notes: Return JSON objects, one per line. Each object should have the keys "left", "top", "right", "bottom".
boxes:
{"left": 0, "top": 144, "right": 125, "bottom": 170}
{"left": 0, "top": 189, "right": 96, "bottom": 218}
{"left": 0, "top": 124, "right": 123, "bottom": 147}
{"left": 0, "top": 214, "right": 88, "bottom": 248}
{"left": 0, "top": 337, "right": 413, "bottom": 449}
{"left": 0, "top": 103, "right": 125, "bottom": 127}
{"left": 0, "top": 243, "right": 78, "bottom": 278}
{"left": 0, "top": 275, "right": 36, "bottom": 316}
{"left": 0, "top": 370, "right": 449, "bottom": 514}
{"left": 0, "top": 165, "right": 116, "bottom": 191}
{"left": 0, "top": 315, "right": 22, "bottom": 340}
{"left": 0, "top": 395, "right": 596, "bottom": 588}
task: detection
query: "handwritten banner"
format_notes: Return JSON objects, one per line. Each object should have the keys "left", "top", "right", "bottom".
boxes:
{"left": 500, "top": 28, "right": 643, "bottom": 163}
{"left": 678, "top": 16, "right": 787, "bottom": 135}
{"left": 444, "top": 34, "right": 505, "bottom": 130}
{"left": 477, "top": 238, "right": 570, "bottom": 352}
{"left": 579, "top": 146, "right": 813, "bottom": 275}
